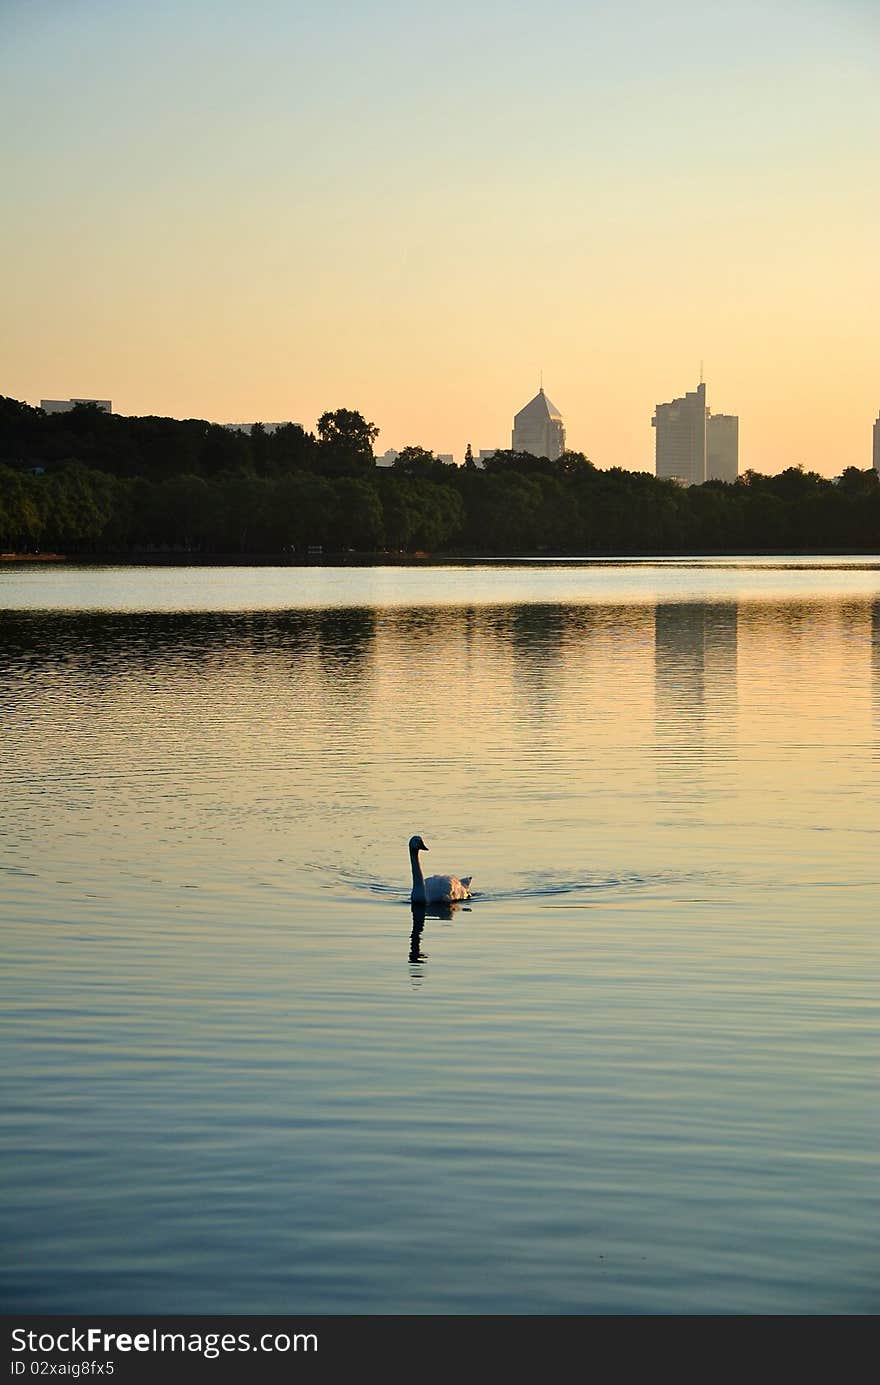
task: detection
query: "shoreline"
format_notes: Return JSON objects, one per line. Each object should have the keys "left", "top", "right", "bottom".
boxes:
{"left": 3, "top": 547, "right": 880, "bottom": 567}
{"left": 0, "top": 552, "right": 67, "bottom": 562}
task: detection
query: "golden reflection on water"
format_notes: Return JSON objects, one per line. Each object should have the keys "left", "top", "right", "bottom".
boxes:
{"left": 2, "top": 568, "right": 879, "bottom": 1314}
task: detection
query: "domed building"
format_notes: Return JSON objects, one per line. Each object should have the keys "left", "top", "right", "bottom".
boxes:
{"left": 511, "top": 387, "right": 565, "bottom": 461}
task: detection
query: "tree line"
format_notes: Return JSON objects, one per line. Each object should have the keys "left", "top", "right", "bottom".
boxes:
{"left": 1, "top": 395, "right": 878, "bottom": 556}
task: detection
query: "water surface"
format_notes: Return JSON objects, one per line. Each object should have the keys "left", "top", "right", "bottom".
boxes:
{"left": 2, "top": 560, "right": 878, "bottom": 1313}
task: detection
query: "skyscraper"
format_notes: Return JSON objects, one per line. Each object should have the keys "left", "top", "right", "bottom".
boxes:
{"left": 653, "top": 382, "right": 738, "bottom": 485}
{"left": 707, "top": 413, "right": 739, "bottom": 483}
{"left": 652, "top": 383, "right": 707, "bottom": 485}
{"left": 512, "top": 387, "right": 565, "bottom": 460}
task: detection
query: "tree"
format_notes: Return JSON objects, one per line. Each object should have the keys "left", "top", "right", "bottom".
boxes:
{"left": 249, "top": 422, "right": 270, "bottom": 475}
{"left": 533, "top": 474, "right": 581, "bottom": 551}
{"left": 154, "top": 474, "right": 217, "bottom": 550}
{"left": 378, "top": 475, "right": 418, "bottom": 549}
{"left": 464, "top": 443, "right": 475, "bottom": 470}
{"left": 767, "top": 466, "right": 826, "bottom": 501}
{"left": 0, "top": 396, "right": 47, "bottom": 467}
{"left": 201, "top": 425, "right": 252, "bottom": 477}
{"left": 393, "top": 445, "right": 436, "bottom": 475}
{"left": 329, "top": 478, "right": 384, "bottom": 549}
{"left": 837, "top": 466, "right": 879, "bottom": 498}
{"left": 0, "top": 465, "right": 44, "bottom": 549}
{"left": 214, "top": 473, "right": 274, "bottom": 552}
{"left": 465, "top": 472, "right": 542, "bottom": 551}
{"left": 274, "top": 472, "right": 337, "bottom": 551}
{"left": 43, "top": 463, "right": 119, "bottom": 551}
{"left": 400, "top": 478, "right": 464, "bottom": 550}
{"left": 267, "top": 423, "right": 317, "bottom": 475}
{"left": 558, "top": 449, "right": 596, "bottom": 477}
{"left": 316, "top": 409, "right": 379, "bottom": 474}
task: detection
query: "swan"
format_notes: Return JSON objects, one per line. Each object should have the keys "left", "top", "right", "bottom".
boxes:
{"left": 408, "top": 835, "right": 472, "bottom": 905}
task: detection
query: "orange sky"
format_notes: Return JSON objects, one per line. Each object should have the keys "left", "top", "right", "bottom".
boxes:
{"left": 1, "top": 1, "right": 877, "bottom": 474}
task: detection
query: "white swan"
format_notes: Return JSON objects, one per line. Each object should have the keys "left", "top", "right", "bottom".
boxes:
{"left": 409, "top": 835, "right": 472, "bottom": 904}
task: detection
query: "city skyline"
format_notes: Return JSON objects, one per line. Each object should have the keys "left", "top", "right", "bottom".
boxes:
{"left": 14, "top": 383, "right": 880, "bottom": 478}
{"left": 1, "top": 2, "right": 877, "bottom": 478}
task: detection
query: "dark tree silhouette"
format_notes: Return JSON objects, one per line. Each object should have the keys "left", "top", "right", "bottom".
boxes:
{"left": 1, "top": 395, "right": 878, "bottom": 558}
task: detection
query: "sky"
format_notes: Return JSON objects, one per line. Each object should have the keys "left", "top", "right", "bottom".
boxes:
{"left": 1, "top": 0, "right": 878, "bottom": 474}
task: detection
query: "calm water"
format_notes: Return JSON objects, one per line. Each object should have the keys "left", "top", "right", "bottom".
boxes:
{"left": 2, "top": 560, "right": 878, "bottom": 1314}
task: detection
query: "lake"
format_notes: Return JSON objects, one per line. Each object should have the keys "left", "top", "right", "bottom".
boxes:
{"left": 1, "top": 559, "right": 878, "bottom": 1314}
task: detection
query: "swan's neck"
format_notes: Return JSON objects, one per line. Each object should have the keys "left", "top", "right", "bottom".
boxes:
{"left": 410, "top": 846, "right": 425, "bottom": 899}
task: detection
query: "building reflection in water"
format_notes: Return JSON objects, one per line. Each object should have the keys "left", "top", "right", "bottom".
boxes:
{"left": 654, "top": 601, "right": 738, "bottom": 807}
{"left": 872, "top": 600, "right": 880, "bottom": 758}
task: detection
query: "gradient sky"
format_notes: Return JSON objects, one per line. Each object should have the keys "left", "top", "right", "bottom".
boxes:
{"left": 2, "top": 0, "right": 877, "bottom": 473}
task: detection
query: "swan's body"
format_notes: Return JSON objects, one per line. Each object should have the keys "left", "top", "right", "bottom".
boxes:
{"left": 409, "top": 835, "right": 472, "bottom": 905}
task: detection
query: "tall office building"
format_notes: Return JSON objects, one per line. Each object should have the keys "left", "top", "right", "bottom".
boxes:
{"left": 512, "top": 387, "right": 565, "bottom": 460}
{"left": 707, "top": 413, "right": 739, "bottom": 483}
{"left": 653, "top": 382, "right": 739, "bottom": 485}
{"left": 652, "top": 382, "right": 708, "bottom": 485}
{"left": 874, "top": 412, "right": 880, "bottom": 473}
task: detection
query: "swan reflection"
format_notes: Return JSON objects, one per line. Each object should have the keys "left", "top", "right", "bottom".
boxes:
{"left": 409, "top": 899, "right": 471, "bottom": 969}
{"left": 409, "top": 908, "right": 427, "bottom": 964}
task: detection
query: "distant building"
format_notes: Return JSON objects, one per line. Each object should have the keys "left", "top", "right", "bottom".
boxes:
{"left": 222, "top": 422, "right": 290, "bottom": 435}
{"left": 707, "top": 413, "right": 739, "bottom": 483}
{"left": 41, "top": 398, "right": 111, "bottom": 414}
{"left": 512, "top": 387, "right": 565, "bottom": 460}
{"left": 478, "top": 449, "right": 503, "bottom": 468}
{"left": 874, "top": 413, "right": 880, "bottom": 473}
{"left": 653, "top": 382, "right": 738, "bottom": 485}
{"left": 374, "top": 449, "right": 455, "bottom": 467}
{"left": 653, "top": 382, "right": 708, "bottom": 486}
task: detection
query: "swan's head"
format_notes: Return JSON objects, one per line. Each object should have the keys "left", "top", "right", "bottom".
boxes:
{"left": 409, "top": 835, "right": 428, "bottom": 853}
